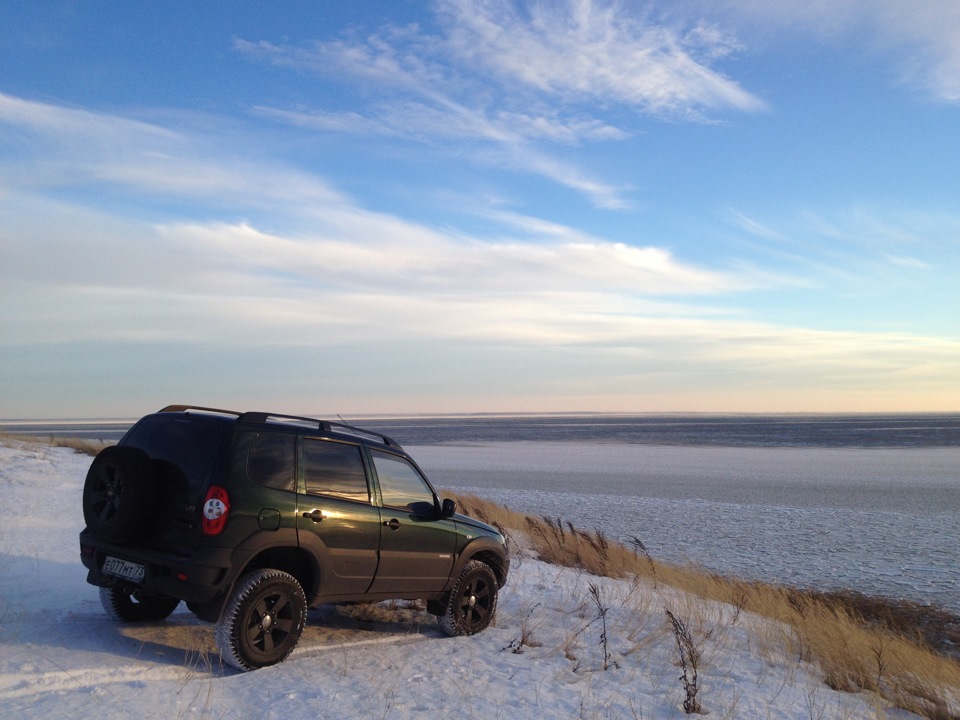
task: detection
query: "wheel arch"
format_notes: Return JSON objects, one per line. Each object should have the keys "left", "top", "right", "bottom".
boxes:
{"left": 191, "top": 542, "right": 321, "bottom": 623}
{"left": 453, "top": 537, "right": 508, "bottom": 588}
{"left": 239, "top": 545, "right": 320, "bottom": 602}
{"left": 469, "top": 548, "right": 508, "bottom": 587}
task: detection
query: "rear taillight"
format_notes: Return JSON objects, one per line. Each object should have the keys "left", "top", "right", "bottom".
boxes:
{"left": 201, "top": 485, "right": 230, "bottom": 536}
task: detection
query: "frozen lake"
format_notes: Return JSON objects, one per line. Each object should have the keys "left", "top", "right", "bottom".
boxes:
{"left": 411, "top": 442, "right": 960, "bottom": 614}
{"left": 5, "top": 413, "right": 957, "bottom": 612}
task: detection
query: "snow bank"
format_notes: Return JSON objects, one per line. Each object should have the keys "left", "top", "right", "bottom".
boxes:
{"left": 0, "top": 442, "right": 921, "bottom": 718}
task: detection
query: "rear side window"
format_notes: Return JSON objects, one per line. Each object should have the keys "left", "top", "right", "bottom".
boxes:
{"left": 247, "top": 433, "right": 296, "bottom": 492}
{"left": 302, "top": 438, "right": 369, "bottom": 503}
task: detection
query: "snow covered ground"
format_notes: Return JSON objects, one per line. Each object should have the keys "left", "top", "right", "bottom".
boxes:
{"left": 0, "top": 441, "right": 925, "bottom": 719}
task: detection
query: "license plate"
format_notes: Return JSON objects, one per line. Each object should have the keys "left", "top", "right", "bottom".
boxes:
{"left": 103, "top": 556, "right": 145, "bottom": 583}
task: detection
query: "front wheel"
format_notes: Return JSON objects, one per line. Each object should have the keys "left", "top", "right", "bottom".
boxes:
{"left": 214, "top": 569, "right": 307, "bottom": 671}
{"left": 99, "top": 586, "right": 180, "bottom": 622}
{"left": 439, "top": 560, "right": 499, "bottom": 636}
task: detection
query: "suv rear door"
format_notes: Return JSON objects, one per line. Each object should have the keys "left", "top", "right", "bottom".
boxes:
{"left": 121, "top": 412, "right": 228, "bottom": 553}
{"left": 295, "top": 436, "right": 382, "bottom": 596}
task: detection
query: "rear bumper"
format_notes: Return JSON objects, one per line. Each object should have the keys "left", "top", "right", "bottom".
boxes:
{"left": 79, "top": 529, "right": 232, "bottom": 605}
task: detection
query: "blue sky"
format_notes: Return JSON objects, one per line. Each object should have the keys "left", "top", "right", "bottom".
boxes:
{"left": 2, "top": 0, "right": 959, "bottom": 419}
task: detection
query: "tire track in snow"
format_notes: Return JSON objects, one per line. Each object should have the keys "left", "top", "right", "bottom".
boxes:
{"left": 0, "top": 622, "right": 434, "bottom": 701}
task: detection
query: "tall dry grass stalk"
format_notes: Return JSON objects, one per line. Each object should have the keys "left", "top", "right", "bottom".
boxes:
{"left": 665, "top": 607, "right": 702, "bottom": 714}
{"left": 450, "top": 492, "right": 960, "bottom": 720}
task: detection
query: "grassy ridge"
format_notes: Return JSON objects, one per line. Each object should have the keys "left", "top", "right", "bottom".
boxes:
{"left": 453, "top": 492, "right": 960, "bottom": 720}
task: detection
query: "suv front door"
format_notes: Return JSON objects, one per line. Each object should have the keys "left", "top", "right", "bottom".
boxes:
{"left": 367, "top": 449, "right": 455, "bottom": 594}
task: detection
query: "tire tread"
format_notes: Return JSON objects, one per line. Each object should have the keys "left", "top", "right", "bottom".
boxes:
{"left": 99, "top": 586, "right": 180, "bottom": 622}
{"left": 439, "top": 559, "right": 499, "bottom": 637}
{"left": 215, "top": 569, "right": 306, "bottom": 672}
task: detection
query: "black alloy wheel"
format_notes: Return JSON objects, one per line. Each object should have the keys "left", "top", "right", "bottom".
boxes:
{"left": 215, "top": 569, "right": 307, "bottom": 671}
{"left": 440, "top": 560, "right": 499, "bottom": 636}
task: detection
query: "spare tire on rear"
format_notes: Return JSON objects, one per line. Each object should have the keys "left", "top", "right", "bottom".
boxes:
{"left": 82, "top": 445, "right": 158, "bottom": 544}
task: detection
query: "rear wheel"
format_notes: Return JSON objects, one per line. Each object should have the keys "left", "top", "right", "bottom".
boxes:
{"left": 99, "top": 586, "right": 180, "bottom": 622}
{"left": 439, "top": 560, "right": 499, "bottom": 636}
{"left": 82, "top": 446, "right": 158, "bottom": 544}
{"left": 215, "top": 569, "right": 307, "bottom": 671}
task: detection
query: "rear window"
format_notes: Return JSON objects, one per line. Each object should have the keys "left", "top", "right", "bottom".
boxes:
{"left": 122, "top": 414, "right": 228, "bottom": 494}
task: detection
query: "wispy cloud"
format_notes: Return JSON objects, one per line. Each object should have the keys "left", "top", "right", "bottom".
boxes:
{"left": 4, "top": 89, "right": 958, "bottom": 414}
{"left": 0, "top": 91, "right": 178, "bottom": 145}
{"left": 238, "top": 1, "right": 762, "bottom": 121}
{"left": 695, "top": 0, "right": 960, "bottom": 102}
{"left": 3, "top": 198, "right": 747, "bottom": 339}
{"left": 884, "top": 254, "right": 931, "bottom": 270}
{"left": 1, "top": 92, "right": 747, "bottom": 351}
{"left": 236, "top": 0, "right": 763, "bottom": 206}
{"left": 728, "top": 210, "right": 786, "bottom": 241}
{"left": 434, "top": 0, "right": 763, "bottom": 115}
{"left": 724, "top": 204, "right": 957, "bottom": 282}
{"left": 0, "top": 92, "right": 345, "bottom": 212}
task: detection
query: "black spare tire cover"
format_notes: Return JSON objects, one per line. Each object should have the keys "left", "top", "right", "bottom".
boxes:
{"left": 82, "top": 445, "right": 159, "bottom": 544}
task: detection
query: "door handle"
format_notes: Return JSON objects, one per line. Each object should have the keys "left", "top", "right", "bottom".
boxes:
{"left": 302, "top": 509, "right": 326, "bottom": 523}
{"left": 383, "top": 518, "right": 401, "bottom": 530}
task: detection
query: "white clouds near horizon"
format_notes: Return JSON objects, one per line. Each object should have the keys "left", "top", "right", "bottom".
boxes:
{"left": 4, "top": 178, "right": 958, "bottom": 413}
{"left": 0, "top": 92, "right": 947, "bottom": 357}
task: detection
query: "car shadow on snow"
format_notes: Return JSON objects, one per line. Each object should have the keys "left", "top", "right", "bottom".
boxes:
{"left": 0, "top": 555, "right": 445, "bottom": 676}
{"left": 117, "top": 600, "right": 444, "bottom": 673}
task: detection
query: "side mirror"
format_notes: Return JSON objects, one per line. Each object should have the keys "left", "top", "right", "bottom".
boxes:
{"left": 440, "top": 498, "right": 457, "bottom": 519}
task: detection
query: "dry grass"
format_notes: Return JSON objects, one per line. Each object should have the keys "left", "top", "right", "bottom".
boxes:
{"left": 0, "top": 432, "right": 112, "bottom": 456}
{"left": 49, "top": 436, "right": 114, "bottom": 456}
{"left": 451, "top": 492, "right": 960, "bottom": 720}
{"left": 335, "top": 599, "right": 431, "bottom": 628}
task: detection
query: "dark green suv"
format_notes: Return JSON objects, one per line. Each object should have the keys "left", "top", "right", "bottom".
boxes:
{"left": 79, "top": 405, "right": 509, "bottom": 670}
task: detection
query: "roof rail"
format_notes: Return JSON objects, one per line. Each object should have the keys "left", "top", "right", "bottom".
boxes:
{"left": 159, "top": 405, "right": 241, "bottom": 417}
{"left": 329, "top": 419, "right": 402, "bottom": 449}
{"left": 236, "top": 411, "right": 401, "bottom": 449}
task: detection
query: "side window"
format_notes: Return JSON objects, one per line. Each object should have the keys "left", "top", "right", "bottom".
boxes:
{"left": 371, "top": 450, "right": 436, "bottom": 514}
{"left": 303, "top": 438, "right": 369, "bottom": 503}
{"left": 247, "top": 433, "right": 296, "bottom": 492}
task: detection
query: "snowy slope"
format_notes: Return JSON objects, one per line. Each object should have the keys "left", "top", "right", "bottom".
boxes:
{"left": 0, "top": 442, "right": 921, "bottom": 719}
